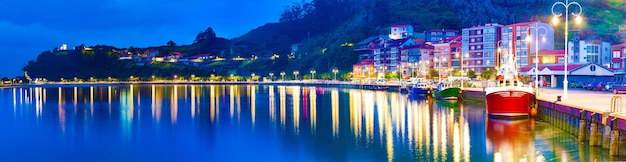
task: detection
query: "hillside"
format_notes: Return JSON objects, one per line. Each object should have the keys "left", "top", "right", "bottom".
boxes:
{"left": 22, "top": 0, "right": 626, "bottom": 80}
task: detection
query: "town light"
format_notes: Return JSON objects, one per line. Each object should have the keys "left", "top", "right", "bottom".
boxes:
{"left": 332, "top": 69, "right": 338, "bottom": 80}
{"left": 310, "top": 70, "right": 316, "bottom": 80}
{"left": 552, "top": 0, "right": 583, "bottom": 100}
{"left": 293, "top": 71, "right": 299, "bottom": 80}
{"left": 528, "top": 20, "right": 548, "bottom": 96}
{"left": 269, "top": 72, "right": 274, "bottom": 81}
{"left": 280, "top": 72, "right": 285, "bottom": 81}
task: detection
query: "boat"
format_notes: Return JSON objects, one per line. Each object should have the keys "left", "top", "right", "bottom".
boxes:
{"left": 485, "top": 48, "right": 535, "bottom": 118}
{"left": 432, "top": 82, "right": 461, "bottom": 100}
{"left": 410, "top": 82, "right": 432, "bottom": 96}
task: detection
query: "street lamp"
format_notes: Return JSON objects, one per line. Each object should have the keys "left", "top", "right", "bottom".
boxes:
{"left": 251, "top": 73, "right": 255, "bottom": 81}
{"left": 269, "top": 72, "right": 274, "bottom": 81}
{"left": 527, "top": 20, "right": 548, "bottom": 95}
{"left": 310, "top": 70, "right": 316, "bottom": 80}
{"left": 293, "top": 71, "right": 299, "bottom": 80}
{"left": 280, "top": 72, "right": 285, "bottom": 81}
{"left": 332, "top": 69, "right": 339, "bottom": 80}
{"left": 552, "top": 0, "right": 583, "bottom": 100}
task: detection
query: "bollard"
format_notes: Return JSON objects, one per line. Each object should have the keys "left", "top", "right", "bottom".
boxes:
{"left": 578, "top": 110, "right": 586, "bottom": 142}
{"left": 604, "top": 125, "right": 612, "bottom": 149}
{"left": 610, "top": 118, "right": 621, "bottom": 156}
{"left": 603, "top": 114, "right": 612, "bottom": 149}
{"left": 578, "top": 119, "right": 586, "bottom": 142}
{"left": 610, "top": 129, "right": 620, "bottom": 156}
{"left": 590, "top": 113, "right": 601, "bottom": 146}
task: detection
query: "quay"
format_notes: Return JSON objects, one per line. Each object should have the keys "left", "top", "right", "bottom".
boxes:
{"left": 464, "top": 87, "right": 626, "bottom": 156}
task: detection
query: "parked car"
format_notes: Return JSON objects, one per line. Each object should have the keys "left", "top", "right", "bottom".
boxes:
{"left": 607, "top": 82, "right": 624, "bottom": 91}
{"left": 591, "top": 82, "right": 606, "bottom": 91}
{"left": 568, "top": 80, "right": 584, "bottom": 88}
{"left": 374, "top": 78, "right": 387, "bottom": 85}
{"left": 586, "top": 82, "right": 600, "bottom": 90}
{"left": 612, "top": 82, "right": 626, "bottom": 94}
{"left": 602, "top": 82, "right": 614, "bottom": 91}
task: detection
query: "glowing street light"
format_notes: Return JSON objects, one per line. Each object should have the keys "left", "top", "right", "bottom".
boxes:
{"left": 332, "top": 69, "right": 339, "bottom": 80}
{"left": 310, "top": 70, "right": 316, "bottom": 80}
{"left": 269, "top": 72, "right": 274, "bottom": 81}
{"left": 527, "top": 20, "right": 548, "bottom": 96}
{"left": 552, "top": 0, "right": 583, "bottom": 100}
{"left": 251, "top": 73, "right": 256, "bottom": 81}
{"left": 293, "top": 71, "right": 299, "bottom": 80}
{"left": 280, "top": 72, "right": 285, "bottom": 81}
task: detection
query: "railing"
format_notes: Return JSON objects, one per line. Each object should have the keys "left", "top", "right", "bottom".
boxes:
{"left": 611, "top": 96, "right": 622, "bottom": 113}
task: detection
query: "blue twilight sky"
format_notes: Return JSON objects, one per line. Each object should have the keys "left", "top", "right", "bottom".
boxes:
{"left": 0, "top": 0, "right": 300, "bottom": 77}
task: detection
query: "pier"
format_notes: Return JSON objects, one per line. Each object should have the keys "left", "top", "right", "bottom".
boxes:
{"left": 464, "top": 87, "right": 626, "bottom": 156}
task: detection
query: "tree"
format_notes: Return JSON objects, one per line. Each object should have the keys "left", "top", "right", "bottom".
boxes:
{"left": 429, "top": 69, "right": 439, "bottom": 79}
{"left": 481, "top": 68, "right": 494, "bottom": 80}
{"left": 194, "top": 27, "right": 217, "bottom": 43}
{"left": 167, "top": 40, "right": 176, "bottom": 46}
{"left": 467, "top": 70, "right": 477, "bottom": 79}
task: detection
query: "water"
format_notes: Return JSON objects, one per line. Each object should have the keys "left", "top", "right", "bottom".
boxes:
{"left": 0, "top": 84, "right": 613, "bottom": 161}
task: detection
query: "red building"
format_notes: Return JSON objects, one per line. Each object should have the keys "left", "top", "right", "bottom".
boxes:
{"left": 528, "top": 49, "right": 566, "bottom": 65}
{"left": 611, "top": 43, "right": 626, "bottom": 71}
{"left": 352, "top": 59, "right": 375, "bottom": 80}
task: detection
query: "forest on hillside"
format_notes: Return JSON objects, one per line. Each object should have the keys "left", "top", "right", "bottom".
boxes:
{"left": 23, "top": 0, "right": 626, "bottom": 80}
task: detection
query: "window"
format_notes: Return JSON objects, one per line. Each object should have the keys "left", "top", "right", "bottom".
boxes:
{"left": 521, "top": 58, "right": 528, "bottom": 64}
{"left": 614, "top": 63, "right": 621, "bottom": 68}
{"left": 558, "top": 58, "right": 565, "bottom": 63}
{"left": 470, "top": 46, "right": 475, "bottom": 50}
{"left": 477, "top": 30, "right": 482, "bottom": 35}
{"left": 532, "top": 58, "right": 538, "bottom": 63}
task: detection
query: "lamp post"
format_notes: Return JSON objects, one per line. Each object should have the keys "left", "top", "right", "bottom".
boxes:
{"left": 251, "top": 73, "right": 255, "bottom": 81}
{"left": 552, "top": 0, "right": 583, "bottom": 100}
{"left": 527, "top": 20, "right": 548, "bottom": 95}
{"left": 310, "top": 70, "right": 316, "bottom": 80}
{"left": 332, "top": 69, "right": 338, "bottom": 80}
{"left": 269, "top": 73, "right": 274, "bottom": 81}
{"left": 293, "top": 71, "right": 299, "bottom": 80}
{"left": 280, "top": 72, "right": 285, "bottom": 81}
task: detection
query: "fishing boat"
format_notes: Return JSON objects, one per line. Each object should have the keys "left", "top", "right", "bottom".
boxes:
{"left": 432, "top": 82, "right": 461, "bottom": 100}
{"left": 410, "top": 82, "right": 432, "bottom": 96}
{"left": 485, "top": 48, "right": 534, "bottom": 118}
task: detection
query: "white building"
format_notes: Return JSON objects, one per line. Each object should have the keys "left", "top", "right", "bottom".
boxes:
{"left": 568, "top": 34, "right": 612, "bottom": 68}
{"left": 389, "top": 25, "right": 414, "bottom": 40}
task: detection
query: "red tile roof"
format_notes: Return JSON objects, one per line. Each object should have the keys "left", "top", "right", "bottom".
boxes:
{"left": 520, "top": 63, "right": 587, "bottom": 72}
{"left": 612, "top": 43, "right": 626, "bottom": 48}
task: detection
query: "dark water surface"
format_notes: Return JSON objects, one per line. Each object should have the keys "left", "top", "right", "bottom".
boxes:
{"left": 0, "top": 84, "right": 613, "bottom": 161}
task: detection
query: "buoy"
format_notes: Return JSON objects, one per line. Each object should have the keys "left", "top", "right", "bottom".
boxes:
{"left": 530, "top": 108, "right": 538, "bottom": 117}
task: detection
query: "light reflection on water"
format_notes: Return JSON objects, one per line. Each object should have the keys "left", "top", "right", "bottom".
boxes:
{"left": 0, "top": 85, "right": 615, "bottom": 161}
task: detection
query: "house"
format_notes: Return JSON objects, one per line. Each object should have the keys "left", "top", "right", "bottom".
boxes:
{"left": 352, "top": 59, "right": 375, "bottom": 80}
{"left": 354, "top": 35, "right": 390, "bottom": 60}
{"left": 611, "top": 43, "right": 626, "bottom": 81}
{"left": 389, "top": 25, "right": 415, "bottom": 40}
{"left": 424, "top": 29, "right": 459, "bottom": 44}
{"left": 462, "top": 23, "right": 502, "bottom": 72}
{"left": 502, "top": 21, "right": 555, "bottom": 68}
{"left": 144, "top": 49, "right": 159, "bottom": 57}
{"left": 568, "top": 32, "right": 612, "bottom": 67}
{"left": 528, "top": 50, "right": 566, "bottom": 65}
{"left": 520, "top": 63, "right": 614, "bottom": 87}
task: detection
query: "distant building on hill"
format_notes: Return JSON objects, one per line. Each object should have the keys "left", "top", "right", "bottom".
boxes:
{"left": 424, "top": 29, "right": 459, "bottom": 44}
{"left": 389, "top": 25, "right": 414, "bottom": 40}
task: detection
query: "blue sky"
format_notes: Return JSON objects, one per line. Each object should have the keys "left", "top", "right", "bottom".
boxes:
{"left": 0, "top": 0, "right": 300, "bottom": 77}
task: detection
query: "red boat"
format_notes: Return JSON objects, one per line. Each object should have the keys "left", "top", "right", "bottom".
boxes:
{"left": 485, "top": 86, "right": 534, "bottom": 117}
{"left": 485, "top": 48, "right": 535, "bottom": 118}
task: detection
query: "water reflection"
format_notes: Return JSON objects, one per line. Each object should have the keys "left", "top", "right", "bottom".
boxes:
{"left": 1, "top": 84, "right": 614, "bottom": 161}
